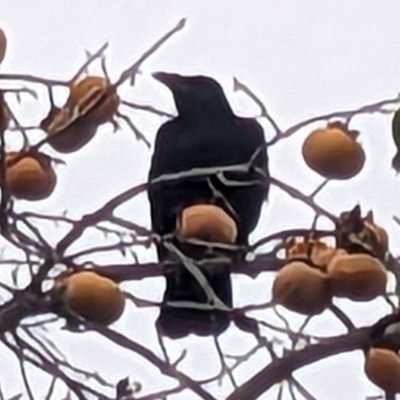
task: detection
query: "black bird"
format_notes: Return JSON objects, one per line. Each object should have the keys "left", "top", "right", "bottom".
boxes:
{"left": 148, "top": 72, "right": 269, "bottom": 338}
{"left": 392, "top": 108, "right": 400, "bottom": 173}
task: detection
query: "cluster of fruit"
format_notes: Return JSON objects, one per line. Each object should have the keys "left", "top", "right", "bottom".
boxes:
{"left": 0, "top": 28, "right": 125, "bottom": 325}
{"left": 273, "top": 238, "right": 388, "bottom": 315}
{"left": 271, "top": 121, "right": 388, "bottom": 311}
{"left": 1, "top": 27, "right": 398, "bottom": 394}
{"left": 273, "top": 227, "right": 398, "bottom": 393}
{"left": 48, "top": 205, "right": 236, "bottom": 327}
{"left": 0, "top": 27, "right": 119, "bottom": 201}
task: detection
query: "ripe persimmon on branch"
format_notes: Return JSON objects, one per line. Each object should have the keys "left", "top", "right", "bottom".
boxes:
{"left": 0, "top": 18, "right": 399, "bottom": 400}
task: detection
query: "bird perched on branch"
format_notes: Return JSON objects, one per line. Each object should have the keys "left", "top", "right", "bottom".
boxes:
{"left": 148, "top": 72, "right": 269, "bottom": 338}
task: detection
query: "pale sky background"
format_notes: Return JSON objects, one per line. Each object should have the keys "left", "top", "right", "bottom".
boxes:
{"left": 1, "top": 1, "right": 400, "bottom": 399}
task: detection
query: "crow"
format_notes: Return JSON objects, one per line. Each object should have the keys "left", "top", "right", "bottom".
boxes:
{"left": 148, "top": 72, "right": 269, "bottom": 338}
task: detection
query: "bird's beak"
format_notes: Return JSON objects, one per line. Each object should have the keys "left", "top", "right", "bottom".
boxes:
{"left": 152, "top": 72, "right": 180, "bottom": 88}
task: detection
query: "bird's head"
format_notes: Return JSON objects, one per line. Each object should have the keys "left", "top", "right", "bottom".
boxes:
{"left": 152, "top": 72, "right": 233, "bottom": 119}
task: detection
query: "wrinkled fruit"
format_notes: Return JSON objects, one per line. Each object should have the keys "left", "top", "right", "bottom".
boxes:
{"left": 327, "top": 253, "right": 387, "bottom": 301}
{"left": 178, "top": 204, "right": 238, "bottom": 244}
{"left": 302, "top": 122, "right": 365, "bottom": 179}
{"left": 363, "top": 218, "right": 389, "bottom": 260}
{"left": 63, "top": 271, "right": 125, "bottom": 325}
{"left": 68, "top": 76, "right": 119, "bottom": 125}
{"left": 5, "top": 152, "right": 56, "bottom": 200}
{"left": 285, "top": 237, "right": 343, "bottom": 270}
{"left": 272, "top": 261, "right": 331, "bottom": 315}
{"left": 335, "top": 206, "right": 389, "bottom": 261}
{"left": 365, "top": 347, "right": 400, "bottom": 393}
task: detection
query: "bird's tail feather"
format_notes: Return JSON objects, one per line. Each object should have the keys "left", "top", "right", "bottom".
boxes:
{"left": 157, "top": 242, "right": 233, "bottom": 338}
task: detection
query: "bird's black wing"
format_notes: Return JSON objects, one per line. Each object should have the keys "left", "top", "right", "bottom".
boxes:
{"left": 219, "top": 117, "right": 269, "bottom": 241}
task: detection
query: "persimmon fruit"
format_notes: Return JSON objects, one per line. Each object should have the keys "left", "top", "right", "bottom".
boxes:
{"left": 285, "top": 237, "right": 344, "bottom": 270}
{"left": 5, "top": 152, "right": 56, "bottom": 200}
{"left": 0, "top": 27, "right": 6, "bottom": 64}
{"left": 178, "top": 204, "right": 238, "bottom": 244}
{"left": 365, "top": 347, "right": 400, "bottom": 393}
{"left": 327, "top": 253, "right": 387, "bottom": 301}
{"left": 62, "top": 271, "right": 125, "bottom": 325}
{"left": 47, "top": 120, "right": 98, "bottom": 153}
{"left": 68, "top": 76, "right": 119, "bottom": 125}
{"left": 302, "top": 122, "right": 365, "bottom": 179}
{"left": 272, "top": 261, "right": 331, "bottom": 315}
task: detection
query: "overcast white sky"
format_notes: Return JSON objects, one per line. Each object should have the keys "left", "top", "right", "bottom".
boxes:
{"left": 1, "top": 1, "right": 400, "bottom": 399}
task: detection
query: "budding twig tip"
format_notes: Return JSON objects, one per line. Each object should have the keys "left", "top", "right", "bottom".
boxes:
{"left": 177, "top": 18, "right": 187, "bottom": 28}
